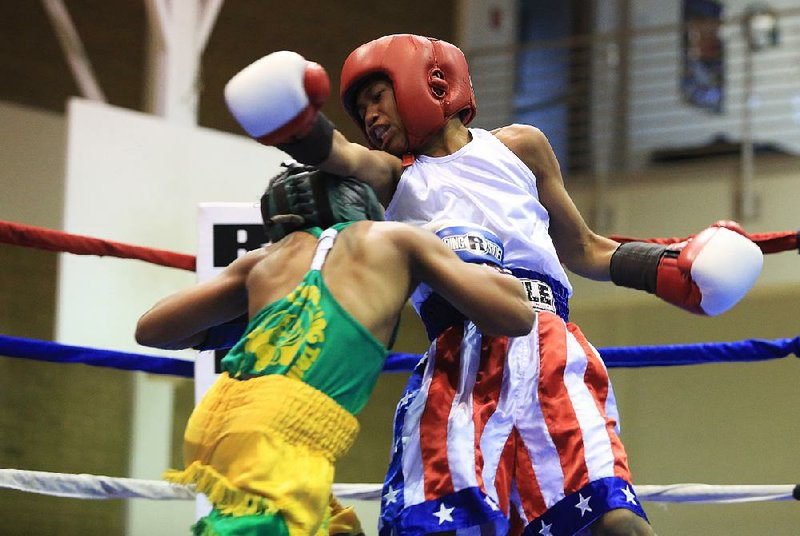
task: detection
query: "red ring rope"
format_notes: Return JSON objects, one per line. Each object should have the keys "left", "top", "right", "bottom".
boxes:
{"left": 1, "top": 219, "right": 796, "bottom": 275}
{"left": 0, "top": 220, "right": 195, "bottom": 271}
{"left": 610, "top": 227, "right": 798, "bottom": 254}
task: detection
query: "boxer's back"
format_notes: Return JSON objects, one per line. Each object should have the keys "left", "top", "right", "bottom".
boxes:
{"left": 246, "top": 221, "right": 412, "bottom": 347}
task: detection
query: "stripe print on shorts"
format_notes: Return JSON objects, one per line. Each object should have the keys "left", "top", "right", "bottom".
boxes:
{"left": 378, "top": 311, "right": 638, "bottom": 535}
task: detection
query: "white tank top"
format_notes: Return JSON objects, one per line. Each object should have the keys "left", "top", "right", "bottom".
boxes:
{"left": 385, "top": 128, "right": 572, "bottom": 295}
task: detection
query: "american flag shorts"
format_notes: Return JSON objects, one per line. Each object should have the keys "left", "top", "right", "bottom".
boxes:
{"left": 379, "top": 311, "right": 648, "bottom": 536}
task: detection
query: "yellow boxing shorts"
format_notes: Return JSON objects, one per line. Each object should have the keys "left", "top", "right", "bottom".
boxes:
{"left": 164, "top": 373, "right": 359, "bottom": 536}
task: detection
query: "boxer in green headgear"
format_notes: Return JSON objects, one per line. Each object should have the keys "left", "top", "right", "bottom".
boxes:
{"left": 136, "top": 164, "right": 533, "bottom": 536}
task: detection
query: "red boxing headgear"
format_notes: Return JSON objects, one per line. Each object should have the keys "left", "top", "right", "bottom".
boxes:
{"left": 340, "top": 34, "right": 477, "bottom": 153}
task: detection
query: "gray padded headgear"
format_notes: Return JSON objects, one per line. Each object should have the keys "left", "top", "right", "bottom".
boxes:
{"left": 261, "top": 162, "right": 384, "bottom": 242}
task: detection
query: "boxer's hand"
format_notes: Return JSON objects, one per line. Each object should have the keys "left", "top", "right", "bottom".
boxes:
{"left": 224, "top": 51, "right": 334, "bottom": 164}
{"left": 611, "top": 225, "right": 763, "bottom": 316}
{"left": 426, "top": 220, "right": 505, "bottom": 268}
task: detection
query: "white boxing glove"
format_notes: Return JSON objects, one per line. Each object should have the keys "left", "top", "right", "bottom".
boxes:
{"left": 224, "top": 51, "right": 334, "bottom": 164}
{"left": 611, "top": 225, "right": 763, "bottom": 316}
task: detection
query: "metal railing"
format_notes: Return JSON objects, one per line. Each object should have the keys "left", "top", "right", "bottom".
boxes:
{"left": 465, "top": 6, "right": 800, "bottom": 187}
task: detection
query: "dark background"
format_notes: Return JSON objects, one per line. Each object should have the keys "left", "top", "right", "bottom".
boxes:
{"left": 1, "top": 0, "right": 457, "bottom": 143}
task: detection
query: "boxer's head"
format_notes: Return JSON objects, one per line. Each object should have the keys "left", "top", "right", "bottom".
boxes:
{"left": 340, "top": 34, "right": 476, "bottom": 154}
{"left": 261, "top": 162, "right": 383, "bottom": 242}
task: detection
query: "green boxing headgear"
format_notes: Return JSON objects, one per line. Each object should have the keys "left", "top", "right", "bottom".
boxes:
{"left": 261, "top": 162, "right": 384, "bottom": 242}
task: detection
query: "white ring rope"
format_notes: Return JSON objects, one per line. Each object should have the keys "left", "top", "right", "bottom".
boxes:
{"left": 0, "top": 469, "right": 195, "bottom": 501}
{"left": 1, "top": 469, "right": 797, "bottom": 504}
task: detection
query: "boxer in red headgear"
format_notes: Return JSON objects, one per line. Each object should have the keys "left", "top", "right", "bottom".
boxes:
{"left": 224, "top": 33, "right": 762, "bottom": 536}
{"left": 339, "top": 34, "right": 476, "bottom": 155}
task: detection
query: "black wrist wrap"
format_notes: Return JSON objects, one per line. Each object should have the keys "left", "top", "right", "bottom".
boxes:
{"left": 610, "top": 242, "right": 667, "bottom": 294}
{"left": 276, "top": 112, "right": 334, "bottom": 165}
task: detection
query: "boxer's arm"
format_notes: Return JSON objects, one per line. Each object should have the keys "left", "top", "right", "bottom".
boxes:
{"left": 135, "top": 248, "right": 265, "bottom": 350}
{"left": 399, "top": 226, "right": 533, "bottom": 337}
{"left": 321, "top": 130, "right": 403, "bottom": 206}
{"left": 494, "top": 124, "right": 618, "bottom": 280}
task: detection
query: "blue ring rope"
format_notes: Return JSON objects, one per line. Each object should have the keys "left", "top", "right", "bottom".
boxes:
{"left": 1, "top": 334, "right": 798, "bottom": 379}
{"left": 0, "top": 335, "right": 194, "bottom": 377}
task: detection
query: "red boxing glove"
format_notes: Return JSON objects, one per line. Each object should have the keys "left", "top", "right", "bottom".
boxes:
{"left": 611, "top": 226, "right": 763, "bottom": 316}
{"left": 711, "top": 219, "right": 747, "bottom": 235}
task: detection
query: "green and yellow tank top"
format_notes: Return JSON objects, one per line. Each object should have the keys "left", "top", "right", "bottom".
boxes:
{"left": 221, "top": 223, "right": 388, "bottom": 415}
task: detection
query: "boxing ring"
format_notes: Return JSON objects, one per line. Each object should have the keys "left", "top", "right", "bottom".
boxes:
{"left": 1, "top": 219, "right": 799, "bottom": 514}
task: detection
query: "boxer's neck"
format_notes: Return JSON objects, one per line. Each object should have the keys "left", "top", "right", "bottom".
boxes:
{"left": 417, "top": 120, "right": 471, "bottom": 157}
